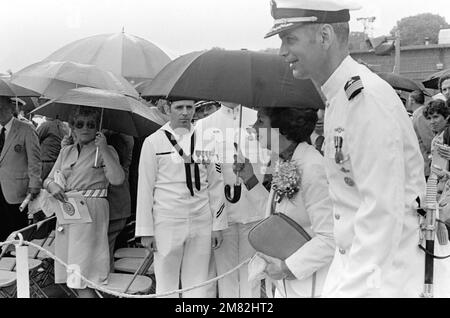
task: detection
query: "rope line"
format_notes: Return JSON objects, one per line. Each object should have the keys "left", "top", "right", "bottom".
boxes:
{"left": 0, "top": 240, "right": 250, "bottom": 298}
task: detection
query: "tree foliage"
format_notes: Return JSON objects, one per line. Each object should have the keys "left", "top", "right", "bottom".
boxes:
{"left": 391, "top": 13, "right": 450, "bottom": 46}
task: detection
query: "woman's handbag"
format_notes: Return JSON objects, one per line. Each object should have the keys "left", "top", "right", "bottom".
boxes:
{"left": 248, "top": 192, "right": 312, "bottom": 261}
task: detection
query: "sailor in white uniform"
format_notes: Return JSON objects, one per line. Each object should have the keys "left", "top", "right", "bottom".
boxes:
{"left": 196, "top": 102, "right": 269, "bottom": 298}
{"left": 265, "top": 0, "right": 427, "bottom": 297}
{"left": 135, "top": 100, "right": 227, "bottom": 298}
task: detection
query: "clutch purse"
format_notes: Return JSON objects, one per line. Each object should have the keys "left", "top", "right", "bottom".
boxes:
{"left": 248, "top": 212, "right": 312, "bottom": 261}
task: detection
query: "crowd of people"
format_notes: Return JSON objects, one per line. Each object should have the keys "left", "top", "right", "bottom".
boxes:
{"left": 3, "top": 0, "right": 450, "bottom": 299}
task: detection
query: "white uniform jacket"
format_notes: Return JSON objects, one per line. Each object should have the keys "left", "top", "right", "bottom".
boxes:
{"left": 135, "top": 123, "right": 228, "bottom": 237}
{"left": 195, "top": 106, "right": 269, "bottom": 225}
{"left": 247, "top": 143, "right": 335, "bottom": 297}
{"left": 321, "top": 56, "right": 426, "bottom": 298}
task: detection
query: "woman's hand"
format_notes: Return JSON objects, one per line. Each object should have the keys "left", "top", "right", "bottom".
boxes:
{"left": 47, "top": 181, "right": 67, "bottom": 203}
{"left": 232, "top": 143, "right": 256, "bottom": 184}
{"left": 95, "top": 132, "right": 108, "bottom": 152}
{"left": 437, "top": 222, "right": 449, "bottom": 246}
{"left": 258, "top": 253, "right": 296, "bottom": 281}
{"left": 61, "top": 134, "right": 74, "bottom": 148}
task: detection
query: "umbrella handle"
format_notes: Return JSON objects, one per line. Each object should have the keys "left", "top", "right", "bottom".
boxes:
{"left": 224, "top": 105, "right": 244, "bottom": 204}
{"left": 225, "top": 184, "right": 242, "bottom": 204}
{"left": 93, "top": 108, "right": 104, "bottom": 168}
{"left": 93, "top": 147, "right": 100, "bottom": 168}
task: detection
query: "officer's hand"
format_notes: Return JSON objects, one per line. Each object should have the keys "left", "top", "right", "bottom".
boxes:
{"left": 141, "top": 236, "right": 157, "bottom": 252}
{"left": 437, "top": 144, "right": 450, "bottom": 161}
{"left": 28, "top": 187, "right": 41, "bottom": 200}
{"left": 47, "top": 182, "right": 67, "bottom": 203}
{"left": 232, "top": 143, "right": 255, "bottom": 184}
{"left": 211, "top": 231, "right": 223, "bottom": 250}
{"left": 258, "top": 253, "right": 295, "bottom": 281}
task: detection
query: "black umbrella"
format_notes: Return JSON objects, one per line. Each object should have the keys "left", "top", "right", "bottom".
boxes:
{"left": 377, "top": 72, "right": 430, "bottom": 96}
{"left": 32, "top": 87, "right": 166, "bottom": 167}
{"left": 422, "top": 69, "right": 450, "bottom": 90}
{"left": 142, "top": 49, "right": 325, "bottom": 203}
{"left": 141, "top": 49, "right": 325, "bottom": 109}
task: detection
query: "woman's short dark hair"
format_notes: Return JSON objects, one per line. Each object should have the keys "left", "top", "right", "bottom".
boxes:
{"left": 69, "top": 106, "right": 101, "bottom": 129}
{"left": 423, "top": 99, "right": 449, "bottom": 120}
{"left": 261, "top": 107, "right": 318, "bottom": 144}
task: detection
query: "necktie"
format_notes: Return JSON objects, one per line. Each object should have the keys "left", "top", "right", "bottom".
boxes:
{"left": 315, "top": 135, "right": 325, "bottom": 156}
{"left": 164, "top": 131, "right": 201, "bottom": 196}
{"left": 0, "top": 127, "right": 5, "bottom": 154}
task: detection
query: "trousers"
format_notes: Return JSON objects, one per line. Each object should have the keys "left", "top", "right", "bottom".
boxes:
{"left": 153, "top": 208, "right": 212, "bottom": 298}
{"left": 0, "top": 186, "right": 28, "bottom": 242}
{"left": 214, "top": 222, "right": 261, "bottom": 298}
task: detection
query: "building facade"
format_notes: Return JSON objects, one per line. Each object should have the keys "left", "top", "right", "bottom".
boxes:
{"left": 351, "top": 44, "right": 450, "bottom": 84}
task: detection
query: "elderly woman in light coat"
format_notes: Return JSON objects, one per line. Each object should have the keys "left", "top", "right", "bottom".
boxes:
{"left": 44, "top": 106, "right": 124, "bottom": 298}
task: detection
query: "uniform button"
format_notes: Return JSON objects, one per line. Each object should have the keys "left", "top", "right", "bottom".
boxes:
{"left": 339, "top": 248, "right": 346, "bottom": 255}
{"left": 344, "top": 177, "right": 355, "bottom": 187}
{"left": 335, "top": 214, "right": 341, "bottom": 221}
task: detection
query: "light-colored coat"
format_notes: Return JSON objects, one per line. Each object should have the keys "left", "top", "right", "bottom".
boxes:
{"left": 0, "top": 117, "right": 41, "bottom": 204}
{"left": 247, "top": 142, "right": 335, "bottom": 297}
{"left": 321, "top": 56, "right": 426, "bottom": 298}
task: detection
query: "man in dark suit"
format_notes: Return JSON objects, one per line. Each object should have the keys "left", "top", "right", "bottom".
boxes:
{"left": 0, "top": 96, "right": 41, "bottom": 241}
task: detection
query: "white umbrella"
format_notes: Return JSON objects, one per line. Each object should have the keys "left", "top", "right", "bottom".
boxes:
{"left": 11, "top": 61, "right": 139, "bottom": 99}
{"left": 44, "top": 32, "right": 171, "bottom": 85}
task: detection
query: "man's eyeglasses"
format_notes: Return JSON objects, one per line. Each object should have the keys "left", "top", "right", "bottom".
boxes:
{"left": 74, "top": 120, "right": 97, "bottom": 130}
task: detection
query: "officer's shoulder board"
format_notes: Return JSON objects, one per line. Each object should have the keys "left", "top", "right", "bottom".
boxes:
{"left": 344, "top": 76, "right": 364, "bottom": 101}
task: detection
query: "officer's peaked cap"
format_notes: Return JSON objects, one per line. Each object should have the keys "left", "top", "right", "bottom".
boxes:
{"left": 265, "top": 0, "right": 362, "bottom": 38}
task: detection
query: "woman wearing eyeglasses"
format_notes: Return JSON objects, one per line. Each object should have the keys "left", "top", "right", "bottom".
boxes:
{"left": 43, "top": 106, "right": 124, "bottom": 298}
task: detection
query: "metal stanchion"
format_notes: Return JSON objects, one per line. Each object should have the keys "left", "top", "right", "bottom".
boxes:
{"left": 14, "top": 233, "right": 30, "bottom": 298}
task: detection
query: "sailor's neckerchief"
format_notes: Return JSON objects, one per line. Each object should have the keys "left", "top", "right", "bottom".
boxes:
{"left": 164, "top": 130, "right": 201, "bottom": 196}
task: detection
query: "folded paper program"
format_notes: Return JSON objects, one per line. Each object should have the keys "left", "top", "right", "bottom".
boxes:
{"left": 41, "top": 192, "right": 92, "bottom": 225}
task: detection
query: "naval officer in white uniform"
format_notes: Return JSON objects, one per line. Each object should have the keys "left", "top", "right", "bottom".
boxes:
{"left": 265, "top": 0, "right": 427, "bottom": 297}
{"left": 135, "top": 100, "right": 228, "bottom": 298}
